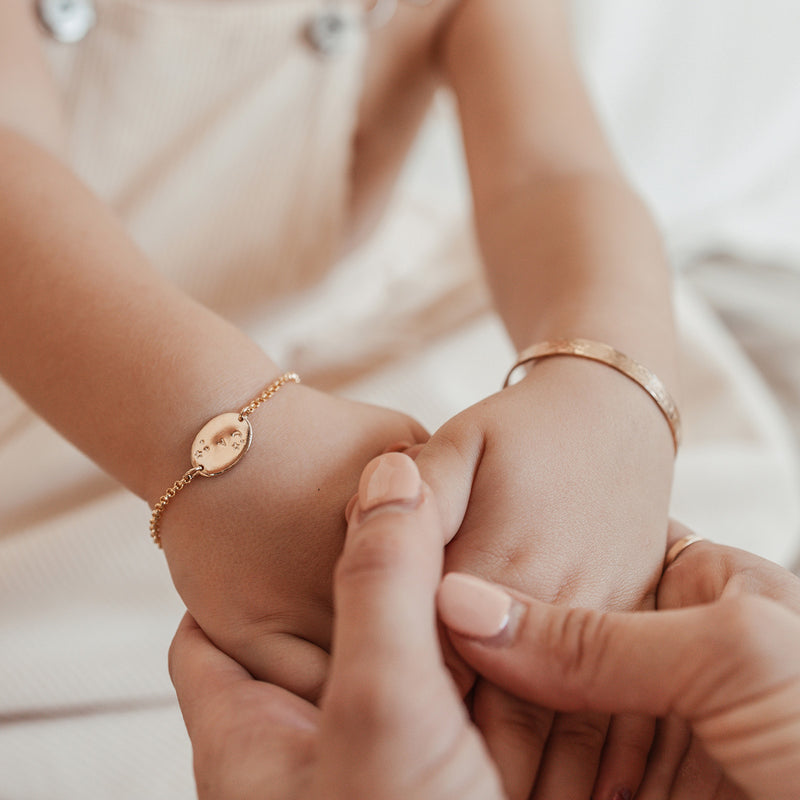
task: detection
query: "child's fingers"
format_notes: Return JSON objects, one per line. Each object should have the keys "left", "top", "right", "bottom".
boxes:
{"left": 414, "top": 422, "right": 483, "bottom": 543}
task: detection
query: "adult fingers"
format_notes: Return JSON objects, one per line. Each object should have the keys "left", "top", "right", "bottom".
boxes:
{"left": 471, "top": 681, "right": 553, "bottom": 800}
{"left": 436, "top": 571, "right": 800, "bottom": 725}
{"left": 665, "top": 736, "right": 739, "bottom": 800}
{"left": 636, "top": 715, "right": 692, "bottom": 800}
{"left": 659, "top": 529, "right": 800, "bottom": 615}
{"left": 322, "top": 453, "right": 505, "bottom": 800}
{"left": 234, "top": 629, "right": 330, "bottom": 703}
{"left": 169, "top": 615, "right": 318, "bottom": 736}
{"left": 476, "top": 704, "right": 651, "bottom": 800}
{"left": 169, "top": 615, "right": 318, "bottom": 799}
{"left": 346, "top": 452, "right": 478, "bottom": 699}
{"left": 323, "top": 453, "right": 450, "bottom": 721}
{"left": 638, "top": 719, "right": 751, "bottom": 800}
{"left": 530, "top": 710, "right": 609, "bottom": 800}
{"left": 169, "top": 613, "right": 253, "bottom": 738}
{"left": 592, "top": 712, "right": 654, "bottom": 800}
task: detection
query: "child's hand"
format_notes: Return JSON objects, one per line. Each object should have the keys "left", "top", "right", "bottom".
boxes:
{"left": 158, "top": 385, "right": 428, "bottom": 703}
{"left": 415, "top": 357, "right": 675, "bottom": 800}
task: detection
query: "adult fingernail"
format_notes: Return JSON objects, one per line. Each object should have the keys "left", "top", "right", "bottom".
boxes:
{"left": 610, "top": 790, "right": 632, "bottom": 800}
{"left": 358, "top": 452, "right": 421, "bottom": 513}
{"left": 438, "top": 573, "right": 514, "bottom": 640}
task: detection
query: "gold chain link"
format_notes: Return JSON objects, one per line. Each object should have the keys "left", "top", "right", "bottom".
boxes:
{"left": 149, "top": 372, "right": 301, "bottom": 549}
{"left": 149, "top": 466, "right": 203, "bottom": 549}
{"left": 239, "top": 372, "right": 300, "bottom": 419}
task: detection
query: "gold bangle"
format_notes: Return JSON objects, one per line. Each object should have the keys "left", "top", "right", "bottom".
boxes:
{"left": 149, "top": 372, "right": 300, "bottom": 549}
{"left": 503, "top": 338, "right": 681, "bottom": 455}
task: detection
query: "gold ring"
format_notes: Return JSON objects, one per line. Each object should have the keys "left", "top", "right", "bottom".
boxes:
{"left": 663, "top": 535, "right": 705, "bottom": 569}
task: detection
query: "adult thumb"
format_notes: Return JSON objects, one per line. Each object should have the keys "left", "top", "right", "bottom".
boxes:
{"left": 325, "top": 453, "right": 447, "bottom": 710}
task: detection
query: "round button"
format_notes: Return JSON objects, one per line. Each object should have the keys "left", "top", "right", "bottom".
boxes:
{"left": 305, "top": 9, "right": 353, "bottom": 57}
{"left": 37, "top": 0, "right": 97, "bottom": 44}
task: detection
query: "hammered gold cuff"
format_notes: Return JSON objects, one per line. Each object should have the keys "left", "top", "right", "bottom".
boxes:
{"left": 503, "top": 339, "right": 681, "bottom": 455}
{"left": 149, "top": 372, "right": 300, "bottom": 549}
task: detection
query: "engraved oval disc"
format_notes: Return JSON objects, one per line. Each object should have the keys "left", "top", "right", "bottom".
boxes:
{"left": 190, "top": 412, "right": 253, "bottom": 476}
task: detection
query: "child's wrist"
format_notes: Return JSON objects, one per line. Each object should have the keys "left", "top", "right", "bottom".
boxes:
{"left": 505, "top": 354, "right": 679, "bottom": 463}
{"left": 503, "top": 338, "right": 680, "bottom": 456}
{"left": 148, "top": 372, "right": 301, "bottom": 548}
{"left": 136, "top": 356, "right": 285, "bottom": 506}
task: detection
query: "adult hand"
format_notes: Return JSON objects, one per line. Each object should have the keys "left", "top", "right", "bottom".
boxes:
{"left": 415, "top": 358, "right": 673, "bottom": 799}
{"left": 437, "top": 524, "right": 800, "bottom": 800}
{"left": 169, "top": 452, "right": 505, "bottom": 800}
{"left": 162, "top": 386, "right": 427, "bottom": 703}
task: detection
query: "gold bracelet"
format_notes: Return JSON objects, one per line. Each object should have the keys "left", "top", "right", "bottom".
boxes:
{"left": 149, "top": 372, "right": 301, "bottom": 549}
{"left": 503, "top": 339, "right": 681, "bottom": 454}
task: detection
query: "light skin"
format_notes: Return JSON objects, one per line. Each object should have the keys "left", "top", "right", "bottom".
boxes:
{"left": 171, "top": 452, "right": 505, "bottom": 800}
{"left": 2, "top": 1, "right": 677, "bottom": 795}
{"left": 170, "top": 454, "right": 800, "bottom": 800}
{"left": 442, "top": 529, "right": 800, "bottom": 800}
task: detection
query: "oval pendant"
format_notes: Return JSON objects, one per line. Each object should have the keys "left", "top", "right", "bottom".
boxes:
{"left": 190, "top": 413, "right": 252, "bottom": 476}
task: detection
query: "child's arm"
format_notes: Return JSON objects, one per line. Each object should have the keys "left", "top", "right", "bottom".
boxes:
{"left": 415, "top": 2, "right": 680, "bottom": 798}
{"left": 441, "top": 0, "right": 677, "bottom": 380}
{"left": 0, "top": 5, "right": 427, "bottom": 701}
